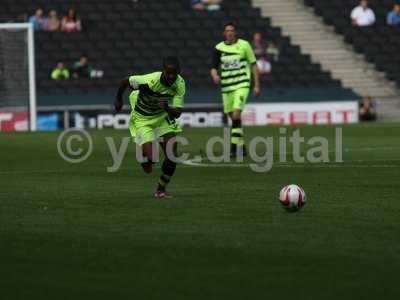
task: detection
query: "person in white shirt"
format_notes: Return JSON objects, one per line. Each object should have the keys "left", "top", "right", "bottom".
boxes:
{"left": 256, "top": 56, "right": 272, "bottom": 74}
{"left": 351, "top": 0, "right": 376, "bottom": 27}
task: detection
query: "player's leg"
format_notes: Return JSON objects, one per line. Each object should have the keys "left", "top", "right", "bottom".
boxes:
{"left": 222, "top": 92, "right": 237, "bottom": 156}
{"left": 157, "top": 132, "right": 178, "bottom": 195}
{"left": 154, "top": 116, "right": 182, "bottom": 198}
{"left": 230, "top": 109, "right": 244, "bottom": 156}
{"left": 230, "top": 88, "right": 249, "bottom": 157}
{"left": 140, "top": 141, "right": 155, "bottom": 174}
{"left": 129, "top": 112, "right": 157, "bottom": 174}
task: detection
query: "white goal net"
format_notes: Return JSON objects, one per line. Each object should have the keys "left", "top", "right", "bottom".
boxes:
{"left": 0, "top": 23, "right": 36, "bottom": 131}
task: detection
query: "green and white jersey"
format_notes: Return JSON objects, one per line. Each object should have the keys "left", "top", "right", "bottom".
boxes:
{"left": 212, "top": 39, "right": 256, "bottom": 93}
{"left": 128, "top": 71, "right": 185, "bottom": 117}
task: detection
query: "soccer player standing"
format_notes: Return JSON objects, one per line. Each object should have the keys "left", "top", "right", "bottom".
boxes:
{"left": 210, "top": 22, "right": 261, "bottom": 157}
{"left": 114, "top": 57, "right": 185, "bottom": 199}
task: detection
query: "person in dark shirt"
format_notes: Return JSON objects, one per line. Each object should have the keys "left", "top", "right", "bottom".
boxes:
{"left": 359, "top": 96, "right": 377, "bottom": 121}
{"left": 71, "top": 55, "right": 92, "bottom": 79}
{"left": 251, "top": 32, "right": 267, "bottom": 59}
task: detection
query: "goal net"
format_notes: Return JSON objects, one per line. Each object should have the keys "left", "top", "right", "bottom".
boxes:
{"left": 0, "top": 23, "right": 36, "bottom": 132}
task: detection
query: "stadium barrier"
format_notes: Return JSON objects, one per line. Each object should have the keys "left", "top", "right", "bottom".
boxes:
{"left": 0, "top": 101, "right": 359, "bottom": 132}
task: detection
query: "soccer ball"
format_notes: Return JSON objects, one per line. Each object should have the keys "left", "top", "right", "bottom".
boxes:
{"left": 279, "top": 184, "right": 307, "bottom": 212}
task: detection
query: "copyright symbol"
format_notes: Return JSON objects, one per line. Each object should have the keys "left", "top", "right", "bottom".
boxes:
{"left": 57, "top": 129, "right": 93, "bottom": 163}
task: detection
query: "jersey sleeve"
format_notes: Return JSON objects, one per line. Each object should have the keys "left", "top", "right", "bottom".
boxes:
{"left": 370, "top": 10, "right": 376, "bottom": 23}
{"left": 351, "top": 7, "right": 358, "bottom": 19}
{"left": 245, "top": 41, "right": 257, "bottom": 65}
{"left": 128, "top": 73, "right": 152, "bottom": 89}
{"left": 172, "top": 77, "right": 185, "bottom": 108}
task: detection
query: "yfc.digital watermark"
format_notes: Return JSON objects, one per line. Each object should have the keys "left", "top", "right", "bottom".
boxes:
{"left": 57, "top": 127, "right": 343, "bottom": 173}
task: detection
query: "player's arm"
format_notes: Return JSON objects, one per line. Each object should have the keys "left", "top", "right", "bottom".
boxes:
{"left": 159, "top": 99, "right": 182, "bottom": 119}
{"left": 162, "top": 105, "right": 182, "bottom": 119}
{"left": 114, "top": 78, "right": 129, "bottom": 112}
{"left": 160, "top": 78, "right": 185, "bottom": 119}
{"left": 246, "top": 42, "right": 261, "bottom": 97}
{"left": 251, "top": 63, "right": 261, "bottom": 97}
{"left": 114, "top": 74, "right": 147, "bottom": 112}
{"left": 351, "top": 8, "right": 358, "bottom": 26}
{"left": 210, "top": 48, "right": 221, "bottom": 85}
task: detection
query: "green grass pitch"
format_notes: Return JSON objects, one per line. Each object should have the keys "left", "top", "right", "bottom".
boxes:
{"left": 1, "top": 123, "right": 400, "bottom": 299}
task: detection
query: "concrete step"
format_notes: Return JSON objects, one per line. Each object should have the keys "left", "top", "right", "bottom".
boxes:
{"left": 327, "top": 68, "right": 377, "bottom": 74}
{"left": 299, "top": 41, "right": 346, "bottom": 47}
{"left": 300, "top": 45, "right": 350, "bottom": 51}
{"left": 272, "top": 16, "right": 322, "bottom": 21}
{"left": 337, "top": 76, "right": 387, "bottom": 83}
{"left": 376, "top": 97, "right": 400, "bottom": 120}
{"left": 320, "top": 62, "right": 370, "bottom": 67}
{"left": 343, "top": 82, "right": 391, "bottom": 88}
{"left": 293, "top": 36, "right": 343, "bottom": 41}
{"left": 305, "top": 51, "right": 356, "bottom": 59}
{"left": 280, "top": 27, "right": 327, "bottom": 33}
{"left": 317, "top": 59, "right": 366, "bottom": 64}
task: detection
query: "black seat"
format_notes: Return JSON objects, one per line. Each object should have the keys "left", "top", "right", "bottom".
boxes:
{"left": 4, "top": 0, "right": 349, "bottom": 94}
{"left": 305, "top": 0, "right": 400, "bottom": 85}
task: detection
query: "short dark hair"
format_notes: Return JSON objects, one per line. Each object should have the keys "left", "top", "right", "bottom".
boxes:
{"left": 162, "top": 57, "right": 180, "bottom": 72}
{"left": 224, "top": 21, "right": 236, "bottom": 30}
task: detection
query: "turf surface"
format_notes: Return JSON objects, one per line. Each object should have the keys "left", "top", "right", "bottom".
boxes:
{"left": 1, "top": 123, "right": 400, "bottom": 299}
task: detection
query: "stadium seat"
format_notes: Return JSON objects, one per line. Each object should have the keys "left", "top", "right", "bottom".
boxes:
{"left": 0, "top": 0, "right": 345, "bottom": 94}
{"left": 305, "top": 0, "right": 400, "bottom": 86}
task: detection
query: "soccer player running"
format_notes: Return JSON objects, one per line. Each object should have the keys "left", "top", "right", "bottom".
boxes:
{"left": 210, "top": 22, "right": 261, "bottom": 157}
{"left": 114, "top": 57, "right": 185, "bottom": 199}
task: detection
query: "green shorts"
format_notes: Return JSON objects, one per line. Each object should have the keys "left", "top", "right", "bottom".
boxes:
{"left": 128, "top": 90, "right": 182, "bottom": 145}
{"left": 129, "top": 112, "right": 182, "bottom": 146}
{"left": 222, "top": 88, "right": 250, "bottom": 114}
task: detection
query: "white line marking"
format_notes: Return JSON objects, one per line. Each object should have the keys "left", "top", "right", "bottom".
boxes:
{"left": 181, "top": 159, "right": 400, "bottom": 169}
{"left": 182, "top": 160, "right": 247, "bottom": 167}
{"left": 343, "top": 146, "right": 400, "bottom": 152}
{"left": 181, "top": 163, "right": 398, "bottom": 169}
{"left": 0, "top": 158, "right": 399, "bottom": 175}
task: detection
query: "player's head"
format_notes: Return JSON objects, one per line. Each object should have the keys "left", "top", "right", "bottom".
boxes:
{"left": 252, "top": 32, "right": 262, "bottom": 43}
{"left": 360, "top": 0, "right": 368, "bottom": 9}
{"left": 223, "top": 22, "right": 237, "bottom": 43}
{"left": 68, "top": 8, "right": 77, "bottom": 20}
{"left": 394, "top": 4, "right": 400, "bottom": 13}
{"left": 363, "top": 95, "right": 372, "bottom": 105}
{"left": 49, "top": 10, "right": 57, "bottom": 19}
{"left": 36, "top": 8, "right": 44, "bottom": 18}
{"left": 80, "top": 54, "right": 88, "bottom": 65}
{"left": 162, "top": 57, "right": 180, "bottom": 86}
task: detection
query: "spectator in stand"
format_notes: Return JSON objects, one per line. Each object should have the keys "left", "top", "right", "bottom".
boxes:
{"left": 191, "top": 0, "right": 222, "bottom": 11}
{"left": 387, "top": 4, "right": 400, "bottom": 26}
{"left": 61, "top": 8, "right": 82, "bottom": 32}
{"left": 251, "top": 32, "right": 274, "bottom": 73}
{"left": 192, "top": 0, "right": 204, "bottom": 10}
{"left": 46, "top": 10, "right": 60, "bottom": 32}
{"left": 71, "top": 55, "right": 93, "bottom": 79}
{"left": 256, "top": 56, "right": 272, "bottom": 74}
{"left": 251, "top": 32, "right": 267, "bottom": 59}
{"left": 29, "top": 8, "right": 47, "bottom": 31}
{"left": 266, "top": 41, "right": 280, "bottom": 62}
{"left": 50, "top": 62, "right": 70, "bottom": 80}
{"left": 359, "top": 96, "right": 377, "bottom": 121}
{"left": 351, "top": 0, "right": 376, "bottom": 27}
